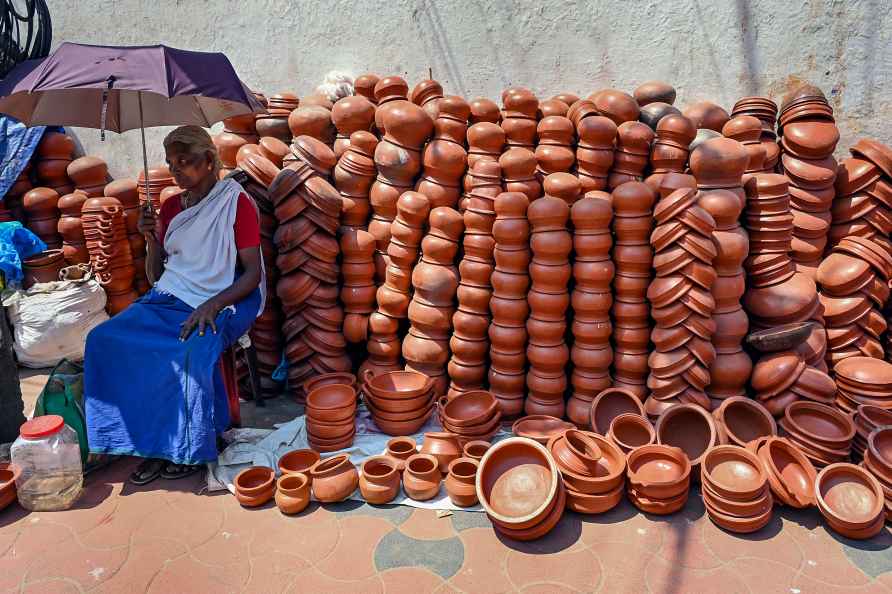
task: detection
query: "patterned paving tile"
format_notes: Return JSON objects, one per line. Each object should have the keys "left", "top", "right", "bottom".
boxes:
{"left": 450, "top": 509, "right": 491, "bottom": 532}
{"left": 374, "top": 528, "right": 464, "bottom": 579}
{"left": 326, "top": 500, "right": 413, "bottom": 525}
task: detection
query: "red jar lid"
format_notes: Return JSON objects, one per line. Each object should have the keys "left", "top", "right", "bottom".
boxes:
{"left": 20, "top": 415, "right": 64, "bottom": 439}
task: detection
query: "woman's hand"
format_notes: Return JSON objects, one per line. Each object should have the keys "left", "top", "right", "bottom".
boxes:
{"left": 179, "top": 298, "right": 222, "bottom": 341}
{"left": 137, "top": 203, "right": 157, "bottom": 238}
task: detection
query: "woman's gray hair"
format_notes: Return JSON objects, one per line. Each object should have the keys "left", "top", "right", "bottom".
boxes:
{"left": 163, "top": 125, "right": 221, "bottom": 176}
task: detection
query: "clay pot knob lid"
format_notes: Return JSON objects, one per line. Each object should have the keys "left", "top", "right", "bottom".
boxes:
{"left": 354, "top": 73, "right": 380, "bottom": 102}
{"left": 634, "top": 81, "right": 677, "bottom": 106}
{"left": 374, "top": 76, "right": 409, "bottom": 103}
{"left": 292, "top": 135, "right": 338, "bottom": 173}
{"left": 438, "top": 95, "right": 471, "bottom": 122}
{"left": 612, "top": 181, "right": 657, "bottom": 215}
{"left": 571, "top": 192, "right": 613, "bottom": 229}
{"left": 542, "top": 172, "right": 581, "bottom": 204}
{"left": 494, "top": 191, "right": 529, "bottom": 217}
{"left": 538, "top": 99, "right": 569, "bottom": 118}
{"left": 682, "top": 100, "right": 730, "bottom": 132}
{"left": 469, "top": 97, "right": 501, "bottom": 124}
{"left": 528, "top": 195, "right": 570, "bottom": 229}
{"left": 537, "top": 115, "right": 575, "bottom": 142}
{"left": 381, "top": 101, "right": 434, "bottom": 146}
{"left": 617, "top": 121, "right": 655, "bottom": 153}
{"left": 590, "top": 88, "right": 641, "bottom": 125}
{"left": 576, "top": 115, "right": 618, "bottom": 148}
{"left": 428, "top": 206, "right": 464, "bottom": 240}
{"left": 348, "top": 130, "right": 379, "bottom": 156}
{"left": 722, "top": 115, "right": 762, "bottom": 143}
{"left": 410, "top": 79, "right": 444, "bottom": 105}
{"left": 656, "top": 114, "right": 697, "bottom": 145}
{"left": 396, "top": 191, "right": 432, "bottom": 225}
{"left": 689, "top": 137, "right": 749, "bottom": 188}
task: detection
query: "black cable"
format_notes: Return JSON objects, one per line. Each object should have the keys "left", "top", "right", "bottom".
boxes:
{"left": 0, "top": 0, "right": 51, "bottom": 79}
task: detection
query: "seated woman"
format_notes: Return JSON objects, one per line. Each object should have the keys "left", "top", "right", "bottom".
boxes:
{"left": 85, "top": 125, "right": 264, "bottom": 485}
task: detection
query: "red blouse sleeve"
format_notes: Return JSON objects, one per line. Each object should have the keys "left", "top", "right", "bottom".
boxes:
{"left": 234, "top": 193, "right": 261, "bottom": 250}
{"left": 157, "top": 198, "right": 182, "bottom": 247}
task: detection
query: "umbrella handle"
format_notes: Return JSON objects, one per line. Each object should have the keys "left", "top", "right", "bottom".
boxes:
{"left": 100, "top": 76, "right": 115, "bottom": 142}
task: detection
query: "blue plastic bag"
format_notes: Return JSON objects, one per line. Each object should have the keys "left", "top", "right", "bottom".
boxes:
{"left": 0, "top": 221, "right": 47, "bottom": 283}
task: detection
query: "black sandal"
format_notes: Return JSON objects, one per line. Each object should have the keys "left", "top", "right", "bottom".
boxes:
{"left": 160, "top": 463, "right": 203, "bottom": 480}
{"left": 129, "top": 458, "right": 165, "bottom": 485}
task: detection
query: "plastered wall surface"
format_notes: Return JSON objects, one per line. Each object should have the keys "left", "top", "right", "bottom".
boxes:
{"left": 49, "top": 0, "right": 892, "bottom": 177}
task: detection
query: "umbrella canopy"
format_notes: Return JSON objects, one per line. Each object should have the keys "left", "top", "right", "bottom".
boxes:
{"left": 0, "top": 42, "right": 264, "bottom": 131}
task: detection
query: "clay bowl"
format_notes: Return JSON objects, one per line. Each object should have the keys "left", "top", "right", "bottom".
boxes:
{"left": 784, "top": 401, "right": 855, "bottom": 448}
{"left": 511, "top": 415, "right": 575, "bottom": 445}
{"left": 372, "top": 407, "right": 434, "bottom": 436}
{"left": 306, "top": 384, "right": 357, "bottom": 411}
{"left": 441, "top": 390, "right": 499, "bottom": 427}
{"left": 746, "top": 322, "right": 815, "bottom": 353}
{"left": 701, "top": 445, "right": 768, "bottom": 501}
{"left": 701, "top": 479, "right": 772, "bottom": 518}
{"left": 590, "top": 388, "right": 646, "bottom": 435}
{"left": 306, "top": 416, "right": 356, "bottom": 440}
{"left": 367, "top": 396, "right": 434, "bottom": 422}
{"left": 714, "top": 397, "right": 777, "bottom": 448}
{"left": 816, "top": 463, "right": 884, "bottom": 534}
{"left": 305, "top": 399, "right": 356, "bottom": 424}
{"left": 565, "top": 481, "right": 625, "bottom": 514}
{"left": 278, "top": 449, "right": 321, "bottom": 478}
{"left": 759, "top": 437, "right": 817, "bottom": 507}
{"left": 307, "top": 428, "right": 356, "bottom": 451}
{"left": 493, "top": 482, "right": 567, "bottom": 542}
{"left": 867, "top": 428, "right": 892, "bottom": 477}
{"left": 607, "top": 413, "right": 655, "bottom": 454}
{"left": 234, "top": 465, "right": 276, "bottom": 504}
{"left": 363, "top": 369, "right": 434, "bottom": 399}
{"left": 656, "top": 404, "right": 720, "bottom": 474}
{"left": 626, "top": 444, "right": 692, "bottom": 500}
{"left": 364, "top": 389, "right": 433, "bottom": 414}
{"left": 704, "top": 498, "right": 773, "bottom": 533}
{"left": 303, "top": 372, "right": 356, "bottom": 396}
{"left": 628, "top": 485, "right": 690, "bottom": 515}
{"left": 476, "top": 437, "right": 560, "bottom": 530}
{"left": 463, "top": 440, "right": 491, "bottom": 461}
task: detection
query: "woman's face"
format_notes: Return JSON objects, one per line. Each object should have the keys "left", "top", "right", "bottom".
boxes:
{"left": 165, "top": 143, "right": 214, "bottom": 190}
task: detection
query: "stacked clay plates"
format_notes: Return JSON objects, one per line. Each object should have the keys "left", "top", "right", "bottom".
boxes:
{"left": 362, "top": 369, "right": 436, "bottom": 436}
{"left": 626, "top": 444, "right": 691, "bottom": 514}
{"left": 815, "top": 462, "right": 886, "bottom": 540}
{"left": 701, "top": 445, "right": 773, "bottom": 533}
{"left": 779, "top": 401, "right": 855, "bottom": 468}
{"left": 833, "top": 356, "right": 892, "bottom": 413}
{"left": 305, "top": 384, "right": 356, "bottom": 452}
{"left": 439, "top": 390, "right": 502, "bottom": 446}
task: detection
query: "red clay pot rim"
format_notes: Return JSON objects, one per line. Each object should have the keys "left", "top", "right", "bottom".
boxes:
{"left": 701, "top": 445, "right": 769, "bottom": 499}
{"left": 815, "top": 462, "right": 884, "bottom": 528}
{"left": 277, "top": 449, "right": 321, "bottom": 475}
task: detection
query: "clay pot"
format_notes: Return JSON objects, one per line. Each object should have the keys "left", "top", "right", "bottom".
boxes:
{"left": 463, "top": 440, "right": 491, "bottom": 461}
{"left": 420, "top": 432, "right": 463, "bottom": 473}
{"left": 278, "top": 449, "right": 321, "bottom": 478}
{"left": 656, "top": 404, "right": 722, "bottom": 474}
{"left": 359, "top": 456, "right": 401, "bottom": 504}
{"left": 234, "top": 466, "right": 275, "bottom": 507}
{"left": 607, "top": 413, "right": 656, "bottom": 454}
{"left": 445, "top": 457, "right": 480, "bottom": 507}
{"left": 403, "top": 454, "right": 442, "bottom": 501}
{"left": 363, "top": 369, "right": 434, "bottom": 399}
{"left": 309, "top": 454, "right": 359, "bottom": 502}
{"left": 275, "top": 473, "right": 310, "bottom": 514}
{"left": 815, "top": 463, "right": 884, "bottom": 539}
{"left": 589, "top": 388, "right": 646, "bottom": 435}
{"left": 626, "top": 444, "right": 692, "bottom": 500}
{"left": 386, "top": 437, "right": 417, "bottom": 471}
{"left": 714, "top": 397, "right": 777, "bottom": 447}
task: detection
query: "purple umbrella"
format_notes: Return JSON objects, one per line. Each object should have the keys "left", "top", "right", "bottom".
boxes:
{"left": 0, "top": 42, "right": 264, "bottom": 197}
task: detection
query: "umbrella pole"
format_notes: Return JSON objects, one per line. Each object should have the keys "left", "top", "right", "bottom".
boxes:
{"left": 138, "top": 91, "right": 152, "bottom": 215}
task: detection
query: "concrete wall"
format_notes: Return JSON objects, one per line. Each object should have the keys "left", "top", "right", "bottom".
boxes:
{"left": 50, "top": 0, "right": 892, "bottom": 177}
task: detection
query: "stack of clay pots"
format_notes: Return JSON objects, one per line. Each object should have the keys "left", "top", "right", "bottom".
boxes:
{"left": 722, "top": 115, "right": 767, "bottom": 178}
{"left": 331, "top": 95, "right": 376, "bottom": 158}
{"left": 566, "top": 191, "right": 614, "bottom": 426}
{"left": 730, "top": 97, "right": 780, "bottom": 173}
{"left": 137, "top": 166, "right": 175, "bottom": 213}
{"left": 469, "top": 97, "right": 500, "bottom": 124}
{"left": 645, "top": 114, "right": 696, "bottom": 191}
{"left": 816, "top": 236, "right": 891, "bottom": 368}
{"left": 626, "top": 443, "right": 691, "bottom": 514}
{"left": 610, "top": 181, "right": 657, "bottom": 400}
{"left": 365, "top": 191, "right": 430, "bottom": 374}
{"left": 449, "top": 161, "right": 500, "bottom": 397}
{"left": 363, "top": 369, "right": 436, "bottom": 435}
{"left": 271, "top": 138, "right": 348, "bottom": 397}
{"left": 476, "top": 437, "right": 565, "bottom": 541}
{"left": 701, "top": 445, "right": 773, "bottom": 533}
{"left": 22, "top": 187, "right": 61, "bottom": 249}
{"left": 852, "top": 405, "right": 892, "bottom": 462}
{"left": 643, "top": 187, "right": 717, "bottom": 416}
{"left": 237, "top": 150, "right": 285, "bottom": 397}
{"left": 340, "top": 228, "right": 377, "bottom": 344}
{"left": 690, "top": 138, "right": 751, "bottom": 408}
{"left": 354, "top": 73, "right": 379, "bottom": 104}
{"left": 750, "top": 350, "right": 836, "bottom": 416}
{"left": 525, "top": 191, "right": 571, "bottom": 418}
{"left": 373, "top": 76, "right": 409, "bottom": 133}
{"left": 832, "top": 142, "right": 892, "bottom": 258}
{"left": 305, "top": 384, "right": 356, "bottom": 452}
{"left": 34, "top": 131, "right": 75, "bottom": 199}
{"left": 289, "top": 98, "right": 336, "bottom": 147}
{"left": 500, "top": 88, "right": 538, "bottom": 150}
{"left": 81, "top": 196, "right": 137, "bottom": 314}
{"left": 216, "top": 111, "right": 260, "bottom": 176}
{"left": 499, "top": 147, "right": 542, "bottom": 203}
{"left": 417, "top": 96, "right": 470, "bottom": 210}
{"left": 403, "top": 206, "right": 464, "bottom": 396}
{"left": 56, "top": 190, "right": 89, "bottom": 265}
{"left": 489, "top": 191, "right": 531, "bottom": 418}
{"left": 779, "top": 400, "right": 855, "bottom": 468}
{"left": 575, "top": 115, "right": 616, "bottom": 193}
{"left": 369, "top": 100, "right": 433, "bottom": 283}
{"left": 777, "top": 85, "right": 839, "bottom": 278}
{"left": 410, "top": 78, "right": 444, "bottom": 120}
{"left": 467, "top": 121, "right": 505, "bottom": 168}
{"left": 256, "top": 91, "right": 298, "bottom": 144}
{"left": 590, "top": 89, "right": 640, "bottom": 126}
{"left": 439, "top": 390, "right": 502, "bottom": 445}
{"left": 833, "top": 357, "right": 892, "bottom": 413}
{"left": 333, "top": 131, "right": 378, "bottom": 230}
{"left": 103, "top": 179, "right": 147, "bottom": 293}
{"left": 608, "top": 122, "right": 653, "bottom": 190}
{"left": 546, "top": 429, "right": 626, "bottom": 514}
{"left": 535, "top": 115, "right": 575, "bottom": 179}
{"left": 67, "top": 156, "right": 108, "bottom": 199}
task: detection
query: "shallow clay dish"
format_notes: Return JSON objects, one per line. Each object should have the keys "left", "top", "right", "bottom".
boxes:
{"left": 512, "top": 415, "right": 575, "bottom": 445}
{"left": 784, "top": 401, "right": 855, "bottom": 447}
{"left": 701, "top": 445, "right": 768, "bottom": 500}
{"left": 758, "top": 437, "right": 817, "bottom": 507}
{"left": 442, "top": 390, "right": 499, "bottom": 427}
{"left": 476, "top": 437, "right": 559, "bottom": 530}
{"left": 626, "top": 444, "right": 692, "bottom": 500}
{"left": 714, "top": 397, "right": 777, "bottom": 447}
{"left": 746, "top": 322, "right": 816, "bottom": 353}
{"left": 656, "top": 404, "right": 720, "bottom": 471}
{"left": 590, "top": 388, "right": 646, "bottom": 435}
{"left": 815, "top": 463, "right": 884, "bottom": 537}
{"left": 565, "top": 482, "right": 624, "bottom": 514}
